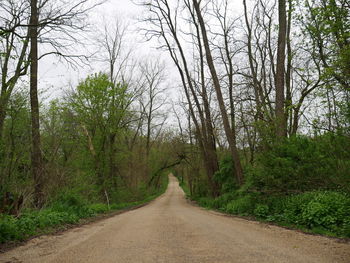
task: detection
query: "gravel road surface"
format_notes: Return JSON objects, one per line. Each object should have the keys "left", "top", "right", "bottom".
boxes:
{"left": 1, "top": 174, "right": 349, "bottom": 263}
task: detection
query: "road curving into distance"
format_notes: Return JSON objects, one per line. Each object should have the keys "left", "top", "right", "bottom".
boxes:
{"left": 1, "top": 174, "right": 349, "bottom": 263}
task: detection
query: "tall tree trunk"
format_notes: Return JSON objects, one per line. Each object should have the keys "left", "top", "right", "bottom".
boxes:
{"left": 275, "top": 0, "right": 287, "bottom": 138}
{"left": 109, "top": 133, "right": 117, "bottom": 186}
{"left": 193, "top": 0, "right": 244, "bottom": 185}
{"left": 0, "top": 106, "right": 5, "bottom": 140}
{"left": 285, "top": 0, "right": 293, "bottom": 136}
{"left": 146, "top": 101, "right": 152, "bottom": 158}
{"left": 30, "top": 0, "right": 44, "bottom": 208}
{"left": 194, "top": 11, "right": 220, "bottom": 196}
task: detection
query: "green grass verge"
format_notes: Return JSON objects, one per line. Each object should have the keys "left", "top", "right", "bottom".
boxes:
{"left": 178, "top": 180, "right": 350, "bottom": 239}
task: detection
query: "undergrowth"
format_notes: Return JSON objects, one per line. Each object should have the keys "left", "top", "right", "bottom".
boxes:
{"left": 0, "top": 175, "right": 168, "bottom": 244}
{"left": 179, "top": 134, "right": 350, "bottom": 239}
{"left": 192, "top": 190, "right": 350, "bottom": 238}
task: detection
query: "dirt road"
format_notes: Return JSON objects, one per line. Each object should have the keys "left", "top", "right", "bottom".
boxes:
{"left": 1, "top": 175, "right": 349, "bottom": 263}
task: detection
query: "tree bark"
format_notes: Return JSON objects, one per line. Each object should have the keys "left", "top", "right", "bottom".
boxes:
{"left": 285, "top": 0, "right": 293, "bottom": 136}
{"left": 275, "top": 0, "right": 287, "bottom": 138}
{"left": 193, "top": 0, "right": 244, "bottom": 185}
{"left": 29, "top": 0, "right": 44, "bottom": 208}
{"left": 191, "top": 5, "right": 220, "bottom": 196}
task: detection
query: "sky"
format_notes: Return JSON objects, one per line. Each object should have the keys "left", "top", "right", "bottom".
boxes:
{"left": 38, "top": 0, "right": 245, "bottom": 102}
{"left": 38, "top": 0, "right": 145, "bottom": 100}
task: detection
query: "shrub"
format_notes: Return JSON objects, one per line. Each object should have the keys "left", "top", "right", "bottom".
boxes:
{"left": 254, "top": 204, "right": 269, "bottom": 218}
{"left": 342, "top": 218, "right": 350, "bottom": 237}
{"left": 271, "top": 191, "right": 350, "bottom": 236}
{"left": 0, "top": 215, "right": 19, "bottom": 243}
{"left": 50, "top": 191, "right": 94, "bottom": 218}
{"left": 196, "top": 197, "right": 215, "bottom": 208}
{"left": 300, "top": 191, "right": 350, "bottom": 230}
{"left": 88, "top": 203, "right": 109, "bottom": 214}
{"left": 282, "top": 192, "right": 316, "bottom": 224}
{"left": 15, "top": 214, "right": 37, "bottom": 236}
{"left": 50, "top": 191, "right": 87, "bottom": 210}
{"left": 249, "top": 134, "right": 350, "bottom": 193}
{"left": 214, "top": 155, "right": 239, "bottom": 193}
{"left": 0, "top": 196, "right": 109, "bottom": 243}
{"left": 212, "top": 193, "right": 236, "bottom": 209}
{"left": 0, "top": 174, "right": 168, "bottom": 244}
{"left": 225, "top": 195, "right": 255, "bottom": 215}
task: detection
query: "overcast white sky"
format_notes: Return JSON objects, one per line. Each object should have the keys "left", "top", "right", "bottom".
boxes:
{"left": 39, "top": 0, "right": 145, "bottom": 100}
{"left": 38, "top": 0, "right": 245, "bottom": 101}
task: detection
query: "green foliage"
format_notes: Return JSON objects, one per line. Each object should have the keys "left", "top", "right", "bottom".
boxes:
{"left": 49, "top": 192, "right": 93, "bottom": 218}
{"left": 266, "top": 191, "right": 350, "bottom": 237}
{"left": 196, "top": 197, "right": 215, "bottom": 208}
{"left": 254, "top": 204, "right": 269, "bottom": 218}
{"left": 212, "top": 192, "right": 236, "bottom": 210}
{"left": 88, "top": 204, "right": 110, "bottom": 214}
{"left": 0, "top": 90, "right": 31, "bottom": 191}
{"left": 343, "top": 217, "right": 350, "bottom": 237}
{"left": 192, "top": 190, "right": 350, "bottom": 238}
{"left": 286, "top": 191, "right": 350, "bottom": 231}
{"left": 281, "top": 192, "right": 316, "bottom": 224}
{"left": 0, "top": 174, "right": 169, "bottom": 244}
{"left": 179, "top": 179, "right": 190, "bottom": 198}
{"left": 214, "top": 155, "right": 238, "bottom": 193}
{"left": 52, "top": 191, "right": 87, "bottom": 208}
{"left": 247, "top": 135, "right": 350, "bottom": 193}
{"left": 225, "top": 195, "right": 255, "bottom": 216}
{"left": 0, "top": 210, "right": 80, "bottom": 243}
{"left": 0, "top": 215, "right": 18, "bottom": 243}
{"left": 303, "top": 0, "right": 350, "bottom": 90}
{"left": 182, "top": 133, "right": 350, "bottom": 238}
{"left": 0, "top": 195, "right": 160, "bottom": 244}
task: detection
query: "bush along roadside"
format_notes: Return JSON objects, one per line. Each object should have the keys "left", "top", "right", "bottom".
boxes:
{"left": 188, "top": 189, "right": 350, "bottom": 239}
{"left": 177, "top": 135, "right": 350, "bottom": 239}
{"left": 0, "top": 175, "right": 168, "bottom": 244}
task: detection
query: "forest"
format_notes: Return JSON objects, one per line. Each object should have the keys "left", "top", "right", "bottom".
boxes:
{"left": 0, "top": 0, "right": 349, "bottom": 244}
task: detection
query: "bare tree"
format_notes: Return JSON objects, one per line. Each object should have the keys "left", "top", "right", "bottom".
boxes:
{"left": 138, "top": 0, "right": 221, "bottom": 195}
{"left": 242, "top": 0, "right": 274, "bottom": 126}
{"left": 193, "top": 0, "right": 244, "bottom": 185}
{"left": 211, "top": 0, "right": 237, "bottom": 133}
{"left": 98, "top": 20, "right": 131, "bottom": 84}
{"left": 139, "top": 58, "right": 167, "bottom": 157}
{"left": 0, "top": 0, "right": 30, "bottom": 139}
{"left": 184, "top": 0, "right": 220, "bottom": 194}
